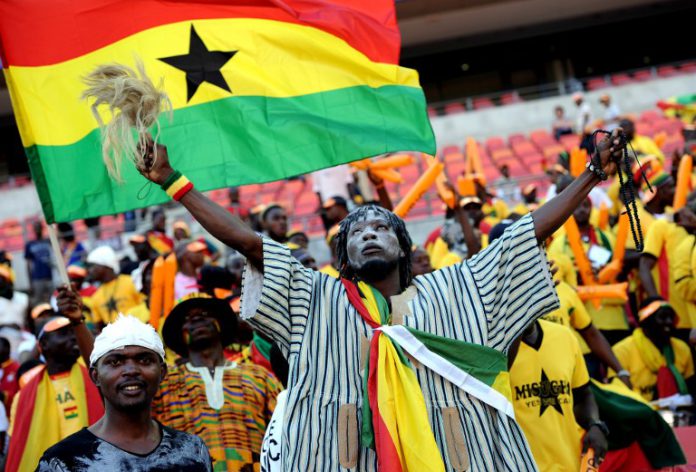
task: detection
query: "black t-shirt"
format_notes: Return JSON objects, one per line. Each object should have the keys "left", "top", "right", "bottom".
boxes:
{"left": 36, "top": 423, "right": 212, "bottom": 472}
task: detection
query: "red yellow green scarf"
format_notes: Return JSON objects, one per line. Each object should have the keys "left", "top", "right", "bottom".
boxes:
{"left": 342, "top": 279, "right": 513, "bottom": 471}
{"left": 6, "top": 363, "right": 103, "bottom": 472}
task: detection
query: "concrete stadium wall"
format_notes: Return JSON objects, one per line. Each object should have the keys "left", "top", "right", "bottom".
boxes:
{"left": 430, "top": 73, "right": 696, "bottom": 146}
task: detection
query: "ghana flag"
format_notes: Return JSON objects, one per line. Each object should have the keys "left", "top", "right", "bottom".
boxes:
{"left": 0, "top": 0, "right": 435, "bottom": 223}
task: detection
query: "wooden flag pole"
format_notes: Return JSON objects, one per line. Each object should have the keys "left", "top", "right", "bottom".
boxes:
{"left": 47, "top": 222, "right": 70, "bottom": 286}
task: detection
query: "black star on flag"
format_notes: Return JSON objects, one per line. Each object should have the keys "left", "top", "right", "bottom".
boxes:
{"left": 538, "top": 369, "right": 564, "bottom": 416}
{"left": 105, "top": 297, "right": 119, "bottom": 315}
{"left": 159, "top": 25, "right": 237, "bottom": 102}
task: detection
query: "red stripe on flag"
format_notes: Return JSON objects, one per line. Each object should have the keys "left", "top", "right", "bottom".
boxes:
{"left": 342, "top": 279, "right": 380, "bottom": 329}
{"left": 367, "top": 335, "right": 404, "bottom": 472}
{"left": 0, "top": 0, "right": 400, "bottom": 67}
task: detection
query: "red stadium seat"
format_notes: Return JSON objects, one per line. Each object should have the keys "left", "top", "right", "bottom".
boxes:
{"left": 511, "top": 141, "right": 538, "bottom": 158}
{"left": 632, "top": 69, "right": 653, "bottom": 82}
{"left": 586, "top": 77, "right": 609, "bottom": 90}
{"left": 530, "top": 130, "right": 555, "bottom": 146}
{"left": 542, "top": 144, "right": 566, "bottom": 159}
{"left": 441, "top": 145, "right": 463, "bottom": 163}
{"left": 472, "top": 98, "right": 495, "bottom": 110}
{"left": 490, "top": 148, "right": 515, "bottom": 163}
{"left": 610, "top": 73, "right": 632, "bottom": 86}
{"left": 559, "top": 134, "right": 580, "bottom": 152}
{"left": 427, "top": 106, "right": 438, "bottom": 118}
{"left": 444, "top": 102, "right": 466, "bottom": 115}
{"left": 485, "top": 137, "right": 506, "bottom": 153}
{"left": 508, "top": 134, "right": 526, "bottom": 146}
{"left": 657, "top": 65, "right": 678, "bottom": 78}
{"left": 639, "top": 110, "right": 662, "bottom": 123}
{"left": 680, "top": 62, "right": 696, "bottom": 73}
{"left": 500, "top": 92, "right": 522, "bottom": 105}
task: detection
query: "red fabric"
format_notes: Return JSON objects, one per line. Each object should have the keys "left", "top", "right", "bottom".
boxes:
{"left": 249, "top": 343, "right": 273, "bottom": 372}
{"left": 6, "top": 364, "right": 104, "bottom": 472}
{"left": 227, "top": 205, "right": 250, "bottom": 219}
{"left": 341, "top": 279, "right": 379, "bottom": 329}
{"left": 656, "top": 365, "right": 680, "bottom": 399}
{"left": 366, "top": 334, "right": 403, "bottom": 472}
{"left": 0, "top": 360, "right": 19, "bottom": 410}
{"left": 657, "top": 247, "right": 670, "bottom": 302}
{"left": 423, "top": 227, "right": 442, "bottom": 249}
{"left": 601, "top": 442, "right": 658, "bottom": 472}
{"left": 0, "top": 0, "right": 400, "bottom": 67}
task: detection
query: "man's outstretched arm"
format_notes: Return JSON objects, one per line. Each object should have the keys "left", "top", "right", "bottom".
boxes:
{"left": 137, "top": 141, "right": 264, "bottom": 271}
{"left": 532, "top": 129, "right": 624, "bottom": 242}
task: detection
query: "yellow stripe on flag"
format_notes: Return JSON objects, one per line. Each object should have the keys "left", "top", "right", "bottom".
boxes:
{"left": 8, "top": 18, "right": 420, "bottom": 148}
{"left": 377, "top": 335, "right": 446, "bottom": 471}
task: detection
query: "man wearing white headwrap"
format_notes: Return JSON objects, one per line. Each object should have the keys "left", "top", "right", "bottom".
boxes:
{"left": 36, "top": 315, "right": 213, "bottom": 472}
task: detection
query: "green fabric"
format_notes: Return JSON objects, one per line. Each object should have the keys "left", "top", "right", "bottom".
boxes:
{"left": 405, "top": 326, "right": 508, "bottom": 387}
{"left": 251, "top": 332, "right": 273, "bottom": 362}
{"left": 27, "top": 84, "right": 435, "bottom": 222}
{"left": 589, "top": 380, "right": 686, "bottom": 468}
{"left": 663, "top": 344, "right": 689, "bottom": 395}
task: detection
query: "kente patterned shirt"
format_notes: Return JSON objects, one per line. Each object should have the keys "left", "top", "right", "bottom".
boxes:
{"left": 153, "top": 361, "right": 281, "bottom": 472}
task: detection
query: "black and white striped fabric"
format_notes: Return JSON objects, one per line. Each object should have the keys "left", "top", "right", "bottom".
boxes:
{"left": 242, "top": 214, "right": 559, "bottom": 471}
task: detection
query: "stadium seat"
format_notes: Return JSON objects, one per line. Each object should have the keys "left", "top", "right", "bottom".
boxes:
{"left": 485, "top": 137, "right": 506, "bottom": 153}
{"left": 610, "top": 73, "right": 632, "bottom": 86}
{"left": 559, "top": 134, "right": 580, "bottom": 152}
{"left": 441, "top": 145, "right": 464, "bottom": 163}
{"left": 632, "top": 69, "right": 653, "bottom": 82}
{"left": 490, "top": 148, "right": 515, "bottom": 163}
{"left": 443, "top": 102, "right": 466, "bottom": 115}
{"left": 500, "top": 92, "right": 523, "bottom": 105}
{"left": 680, "top": 62, "right": 696, "bottom": 73}
{"left": 427, "top": 106, "right": 438, "bottom": 118}
{"left": 542, "top": 145, "right": 566, "bottom": 160}
{"left": 639, "top": 110, "right": 662, "bottom": 123}
{"left": 472, "top": 98, "right": 495, "bottom": 110}
{"left": 586, "top": 77, "right": 609, "bottom": 90}
{"left": 508, "top": 134, "right": 526, "bottom": 146}
{"left": 657, "top": 65, "right": 678, "bottom": 78}
{"left": 511, "top": 141, "right": 537, "bottom": 158}
{"left": 529, "top": 130, "right": 555, "bottom": 147}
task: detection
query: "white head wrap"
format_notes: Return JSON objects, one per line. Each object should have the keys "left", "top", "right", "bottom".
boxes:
{"left": 90, "top": 314, "right": 165, "bottom": 366}
{"left": 86, "top": 245, "right": 120, "bottom": 274}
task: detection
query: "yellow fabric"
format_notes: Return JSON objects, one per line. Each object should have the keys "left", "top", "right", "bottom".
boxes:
{"left": 548, "top": 252, "right": 578, "bottom": 287}
{"left": 377, "top": 334, "right": 445, "bottom": 471}
{"left": 611, "top": 331, "right": 695, "bottom": 401}
{"left": 319, "top": 264, "right": 340, "bottom": 278}
{"left": 91, "top": 274, "right": 145, "bottom": 324}
{"left": 10, "top": 364, "right": 92, "bottom": 472}
{"left": 510, "top": 320, "right": 590, "bottom": 472}
{"left": 512, "top": 203, "right": 530, "bottom": 216}
{"left": 11, "top": 18, "right": 420, "bottom": 147}
{"left": 542, "top": 281, "right": 593, "bottom": 354}
{"left": 427, "top": 237, "right": 462, "bottom": 270}
{"left": 50, "top": 372, "right": 83, "bottom": 438}
{"left": 549, "top": 229, "right": 628, "bottom": 330}
{"left": 631, "top": 135, "right": 665, "bottom": 164}
{"left": 642, "top": 220, "right": 691, "bottom": 328}
{"left": 672, "top": 235, "right": 696, "bottom": 327}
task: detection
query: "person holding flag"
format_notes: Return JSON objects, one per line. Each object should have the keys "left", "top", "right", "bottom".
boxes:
{"left": 135, "top": 118, "right": 627, "bottom": 472}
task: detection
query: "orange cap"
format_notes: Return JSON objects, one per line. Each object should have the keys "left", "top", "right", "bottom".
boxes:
{"left": 31, "top": 303, "right": 53, "bottom": 320}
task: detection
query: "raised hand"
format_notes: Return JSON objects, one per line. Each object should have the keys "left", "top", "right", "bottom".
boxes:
{"left": 136, "top": 137, "right": 174, "bottom": 186}
{"left": 56, "top": 285, "right": 84, "bottom": 325}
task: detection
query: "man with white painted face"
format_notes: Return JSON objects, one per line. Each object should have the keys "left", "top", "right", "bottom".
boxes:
{"left": 36, "top": 315, "right": 212, "bottom": 471}
{"left": 136, "top": 130, "right": 627, "bottom": 471}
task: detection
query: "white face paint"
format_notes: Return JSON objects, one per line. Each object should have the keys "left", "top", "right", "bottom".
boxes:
{"left": 345, "top": 210, "right": 404, "bottom": 273}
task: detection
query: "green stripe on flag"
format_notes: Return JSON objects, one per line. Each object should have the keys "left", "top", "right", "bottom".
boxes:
{"left": 589, "top": 380, "right": 686, "bottom": 468}
{"left": 26, "top": 84, "right": 434, "bottom": 222}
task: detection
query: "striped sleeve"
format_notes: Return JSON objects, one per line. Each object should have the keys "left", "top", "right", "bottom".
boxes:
{"left": 240, "top": 237, "right": 314, "bottom": 353}
{"left": 465, "top": 213, "right": 559, "bottom": 351}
